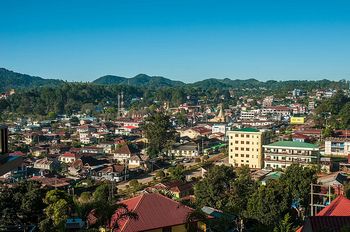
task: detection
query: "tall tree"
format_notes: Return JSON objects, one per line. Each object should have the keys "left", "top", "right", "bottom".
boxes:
{"left": 194, "top": 165, "right": 236, "bottom": 211}
{"left": 142, "top": 111, "right": 175, "bottom": 158}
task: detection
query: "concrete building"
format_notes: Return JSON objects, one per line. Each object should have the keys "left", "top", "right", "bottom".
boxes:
{"left": 263, "top": 141, "right": 319, "bottom": 170}
{"left": 324, "top": 138, "right": 350, "bottom": 156}
{"left": 228, "top": 128, "right": 268, "bottom": 169}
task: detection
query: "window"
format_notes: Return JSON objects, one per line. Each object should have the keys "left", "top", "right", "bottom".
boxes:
{"left": 246, "top": 135, "right": 250, "bottom": 138}
{"left": 235, "top": 147, "right": 238, "bottom": 150}
{"left": 241, "top": 134, "right": 244, "bottom": 137}
{"left": 246, "top": 141, "right": 250, "bottom": 144}
{"left": 230, "top": 142, "right": 233, "bottom": 145}
{"left": 241, "top": 141, "right": 244, "bottom": 144}
{"left": 246, "top": 148, "right": 250, "bottom": 151}
{"left": 235, "top": 141, "right": 239, "bottom": 144}
{"left": 241, "top": 147, "right": 244, "bottom": 151}
{"left": 235, "top": 154, "right": 238, "bottom": 157}
{"left": 241, "top": 154, "right": 244, "bottom": 157}
{"left": 246, "top": 160, "right": 249, "bottom": 162}
{"left": 235, "top": 134, "right": 239, "bottom": 137}
{"left": 246, "top": 154, "right": 249, "bottom": 158}
{"left": 230, "top": 149, "right": 233, "bottom": 152}
{"left": 230, "top": 155, "right": 233, "bottom": 159}
{"left": 163, "top": 227, "right": 172, "bottom": 232}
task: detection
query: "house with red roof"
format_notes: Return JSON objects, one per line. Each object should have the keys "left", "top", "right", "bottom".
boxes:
{"left": 106, "top": 193, "right": 207, "bottom": 232}
{"left": 297, "top": 195, "right": 350, "bottom": 232}
{"left": 59, "top": 152, "right": 80, "bottom": 163}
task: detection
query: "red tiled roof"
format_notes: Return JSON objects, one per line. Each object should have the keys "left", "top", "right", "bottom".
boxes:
{"left": 61, "top": 152, "right": 78, "bottom": 158}
{"left": 317, "top": 195, "right": 350, "bottom": 216}
{"left": 292, "top": 133, "right": 310, "bottom": 139}
{"left": 114, "top": 193, "right": 194, "bottom": 232}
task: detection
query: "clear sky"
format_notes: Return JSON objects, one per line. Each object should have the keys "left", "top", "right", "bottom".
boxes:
{"left": 1, "top": 0, "right": 350, "bottom": 82}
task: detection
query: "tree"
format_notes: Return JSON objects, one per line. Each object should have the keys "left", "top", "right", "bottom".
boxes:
{"left": 273, "top": 213, "right": 294, "bottom": 232}
{"left": 226, "top": 166, "right": 257, "bottom": 216}
{"left": 86, "top": 184, "right": 138, "bottom": 232}
{"left": 0, "top": 181, "right": 45, "bottom": 227}
{"left": 142, "top": 111, "right": 175, "bottom": 158}
{"left": 245, "top": 181, "right": 291, "bottom": 229}
{"left": 322, "top": 126, "right": 335, "bottom": 138}
{"left": 155, "top": 170, "right": 166, "bottom": 179}
{"left": 280, "top": 164, "right": 317, "bottom": 206}
{"left": 168, "top": 165, "right": 186, "bottom": 181}
{"left": 194, "top": 165, "right": 236, "bottom": 211}
{"left": 42, "top": 190, "right": 73, "bottom": 229}
{"left": 93, "top": 183, "right": 110, "bottom": 203}
{"left": 90, "top": 203, "right": 138, "bottom": 232}
{"left": 129, "top": 180, "right": 141, "bottom": 191}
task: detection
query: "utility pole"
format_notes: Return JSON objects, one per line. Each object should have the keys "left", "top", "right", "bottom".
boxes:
{"left": 311, "top": 183, "right": 314, "bottom": 216}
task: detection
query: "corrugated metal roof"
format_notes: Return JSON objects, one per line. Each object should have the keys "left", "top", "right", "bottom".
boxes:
{"left": 317, "top": 195, "right": 350, "bottom": 216}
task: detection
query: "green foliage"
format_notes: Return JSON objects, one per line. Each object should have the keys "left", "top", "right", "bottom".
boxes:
{"left": 194, "top": 165, "right": 236, "bottom": 211}
{"left": 227, "top": 166, "right": 257, "bottom": 216}
{"left": 42, "top": 190, "right": 73, "bottom": 228}
{"left": 315, "top": 91, "right": 350, "bottom": 129}
{"left": 129, "top": 180, "right": 140, "bottom": 190}
{"left": 168, "top": 165, "right": 186, "bottom": 181}
{"left": 93, "top": 183, "right": 110, "bottom": 203}
{"left": 344, "top": 183, "right": 350, "bottom": 199}
{"left": 246, "top": 181, "right": 290, "bottom": 228}
{"left": 142, "top": 111, "right": 175, "bottom": 157}
{"left": 0, "top": 68, "right": 63, "bottom": 92}
{"left": 280, "top": 164, "right": 317, "bottom": 206}
{"left": 155, "top": 170, "right": 166, "bottom": 179}
{"left": 273, "top": 213, "right": 294, "bottom": 232}
{"left": 0, "top": 181, "right": 45, "bottom": 226}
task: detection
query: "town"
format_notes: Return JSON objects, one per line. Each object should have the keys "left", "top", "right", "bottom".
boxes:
{"left": 1, "top": 78, "right": 350, "bottom": 231}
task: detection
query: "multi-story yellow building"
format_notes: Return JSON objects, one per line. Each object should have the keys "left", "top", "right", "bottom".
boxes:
{"left": 228, "top": 128, "right": 268, "bottom": 169}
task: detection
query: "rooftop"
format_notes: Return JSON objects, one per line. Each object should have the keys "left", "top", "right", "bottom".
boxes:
{"left": 265, "top": 141, "right": 318, "bottom": 149}
{"left": 232, "top": 128, "right": 260, "bottom": 132}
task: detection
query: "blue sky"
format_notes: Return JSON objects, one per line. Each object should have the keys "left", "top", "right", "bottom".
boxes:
{"left": 1, "top": 0, "right": 350, "bottom": 82}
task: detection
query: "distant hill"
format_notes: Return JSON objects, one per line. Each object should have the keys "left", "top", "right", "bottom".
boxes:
{"left": 189, "top": 78, "right": 262, "bottom": 89}
{"left": 0, "top": 68, "right": 63, "bottom": 92}
{"left": 0, "top": 67, "right": 346, "bottom": 92}
{"left": 93, "top": 73, "right": 184, "bottom": 88}
{"left": 92, "top": 75, "right": 127, "bottom": 85}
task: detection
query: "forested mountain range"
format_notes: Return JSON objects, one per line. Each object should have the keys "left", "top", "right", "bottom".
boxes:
{"left": 0, "top": 67, "right": 347, "bottom": 92}
{"left": 0, "top": 68, "right": 64, "bottom": 92}
{"left": 93, "top": 73, "right": 184, "bottom": 87}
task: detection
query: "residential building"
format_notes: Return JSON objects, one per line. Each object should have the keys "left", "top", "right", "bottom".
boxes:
{"left": 87, "top": 193, "right": 206, "bottom": 232}
{"left": 325, "top": 138, "right": 350, "bottom": 156}
{"left": 59, "top": 152, "right": 80, "bottom": 163}
{"left": 113, "top": 143, "right": 140, "bottom": 162}
{"left": 179, "top": 127, "right": 212, "bottom": 139}
{"left": 228, "top": 128, "right": 268, "bottom": 169}
{"left": 211, "top": 124, "right": 227, "bottom": 135}
{"left": 263, "top": 141, "right": 319, "bottom": 170}
{"left": 297, "top": 195, "right": 350, "bottom": 232}
{"left": 34, "top": 157, "right": 59, "bottom": 171}
{"left": 91, "top": 164, "right": 128, "bottom": 182}
{"left": 169, "top": 142, "right": 200, "bottom": 157}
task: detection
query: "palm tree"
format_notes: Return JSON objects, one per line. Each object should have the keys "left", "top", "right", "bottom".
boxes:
{"left": 88, "top": 201, "right": 138, "bottom": 232}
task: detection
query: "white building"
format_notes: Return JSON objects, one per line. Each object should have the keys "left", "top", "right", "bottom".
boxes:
{"left": 263, "top": 141, "right": 319, "bottom": 170}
